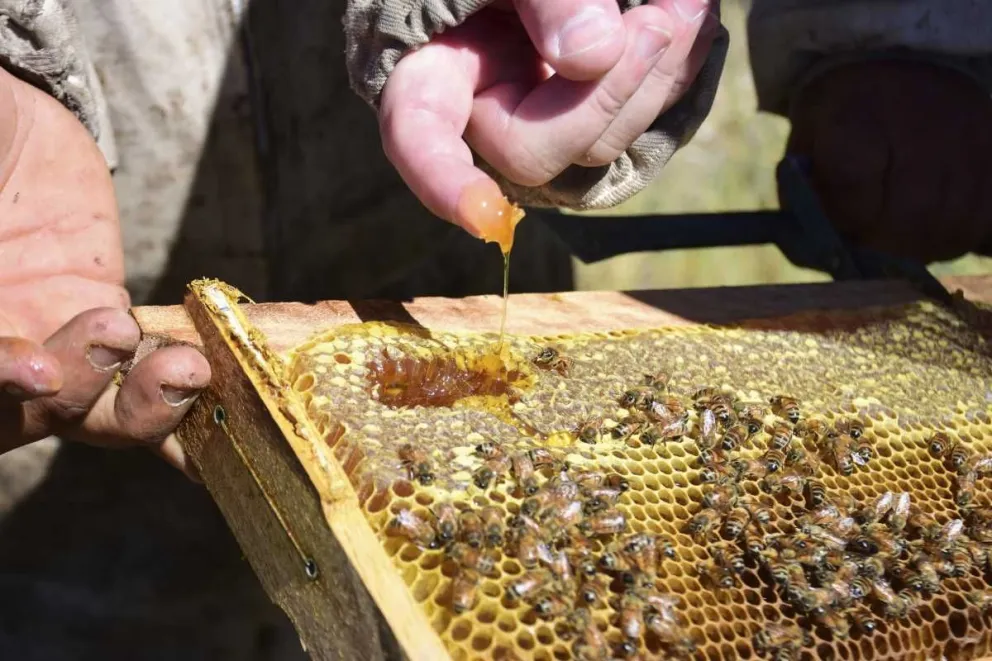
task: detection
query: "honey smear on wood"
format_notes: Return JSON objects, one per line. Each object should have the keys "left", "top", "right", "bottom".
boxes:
{"left": 288, "top": 290, "right": 992, "bottom": 660}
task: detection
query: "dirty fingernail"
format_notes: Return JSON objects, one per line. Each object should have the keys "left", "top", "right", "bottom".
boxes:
{"left": 638, "top": 25, "right": 672, "bottom": 59}
{"left": 161, "top": 385, "right": 200, "bottom": 407}
{"left": 87, "top": 345, "right": 132, "bottom": 371}
{"left": 674, "top": 0, "right": 709, "bottom": 22}
{"left": 556, "top": 6, "right": 623, "bottom": 59}
{"left": 2, "top": 383, "right": 29, "bottom": 399}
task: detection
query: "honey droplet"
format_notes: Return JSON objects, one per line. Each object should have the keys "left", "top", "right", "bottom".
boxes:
{"left": 458, "top": 179, "right": 526, "bottom": 255}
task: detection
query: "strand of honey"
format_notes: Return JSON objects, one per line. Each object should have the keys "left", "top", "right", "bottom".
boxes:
{"left": 458, "top": 180, "right": 526, "bottom": 354}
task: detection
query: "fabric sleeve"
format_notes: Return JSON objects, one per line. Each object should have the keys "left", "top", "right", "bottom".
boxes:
{"left": 343, "top": 0, "right": 730, "bottom": 210}
{"left": 0, "top": 0, "right": 116, "bottom": 166}
{"left": 748, "top": 0, "right": 992, "bottom": 118}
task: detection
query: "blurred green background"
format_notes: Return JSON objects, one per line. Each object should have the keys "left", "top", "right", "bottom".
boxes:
{"left": 570, "top": 0, "right": 992, "bottom": 292}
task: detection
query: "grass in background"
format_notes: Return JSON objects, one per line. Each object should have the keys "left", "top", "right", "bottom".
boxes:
{"left": 571, "top": 0, "right": 992, "bottom": 292}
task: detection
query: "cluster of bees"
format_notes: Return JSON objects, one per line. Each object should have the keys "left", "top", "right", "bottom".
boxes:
{"left": 678, "top": 387, "right": 992, "bottom": 659}
{"left": 391, "top": 437, "right": 698, "bottom": 659}
{"left": 385, "top": 347, "right": 992, "bottom": 660}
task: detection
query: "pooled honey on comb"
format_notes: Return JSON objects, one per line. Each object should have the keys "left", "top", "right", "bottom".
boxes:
{"left": 458, "top": 180, "right": 526, "bottom": 354}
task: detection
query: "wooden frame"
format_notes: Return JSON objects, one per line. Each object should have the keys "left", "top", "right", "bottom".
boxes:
{"left": 132, "top": 275, "right": 992, "bottom": 660}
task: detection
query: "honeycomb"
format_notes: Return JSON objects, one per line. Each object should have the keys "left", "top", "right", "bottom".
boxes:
{"left": 286, "top": 300, "right": 992, "bottom": 661}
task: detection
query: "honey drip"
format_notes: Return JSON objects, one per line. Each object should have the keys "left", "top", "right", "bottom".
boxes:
{"left": 497, "top": 251, "right": 510, "bottom": 353}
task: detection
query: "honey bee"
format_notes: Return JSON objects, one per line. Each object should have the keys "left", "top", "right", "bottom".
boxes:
{"left": 907, "top": 558, "right": 941, "bottom": 594}
{"left": 820, "top": 431, "right": 856, "bottom": 475}
{"left": 800, "top": 523, "right": 848, "bottom": 552}
{"left": 856, "top": 491, "right": 895, "bottom": 525}
{"left": 643, "top": 369, "right": 671, "bottom": 391}
{"left": 769, "top": 395, "right": 801, "bottom": 424}
{"left": 646, "top": 397, "right": 689, "bottom": 440}
{"left": 605, "top": 473, "right": 631, "bottom": 492}
{"left": 639, "top": 427, "right": 663, "bottom": 446}
{"left": 815, "top": 610, "right": 851, "bottom": 639}
{"left": 533, "top": 590, "right": 570, "bottom": 619}
{"left": 598, "top": 548, "right": 633, "bottom": 573}
{"left": 947, "top": 545, "right": 974, "bottom": 577}
{"left": 966, "top": 590, "right": 992, "bottom": 613}
{"left": 752, "top": 622, "right": 806, "bottom": 659}
{"left": 458, "top": 510, "right": 484, "bottom": 548}
{"left": 577, "top": 573, "right": 611, "bottom": 607}
{"left": 721, "top": 507, "right": 752, "bottom": 539}
{"left": 761, "top": 470, "right": 808, "bottom": 498}
{"left": 766, "top": 422, "right": 794, "bottom": 451}
{"left": 784, "top": 445, "right": 823, "bottom": 476}
{"left": 850, "top": 606, "right": 880, "bottom": 635}
{"left": 617, "top": 591, "right": 646, "bottom": 640}
{"left": 479, "top": 506, "right": 504, "bottom": 547}
{"left": 579, "top": 509, "right": 627, "bottom": 537}
{"left": 737, "top": 403, "right": 767, "bottom": 434}
{"left": 510, "top": 452, "right": 539, "bottom": 495}
{"left": 713, "top": 544, "right": 746, "bottom": 574}
{"left": 532, "top": 346, "right": 572, "bottom": 376}
{"left": 575, "top": 417, "right": 603, "bottom": 445}
{"left": 447, "top": 542, "right": 497, "bottom": 576}
{"left": 622, "top": 532, "right": 661, "bottom": 573}
{"left": 644, "top": 609, "right": 695, "bottom": 656}
{"left": 696, "top": 407, "right": 720, "bottom": 451}
{"left": 702, "top": 483, "right": 739, "bottom": 513}
{"left": 450, "top": 568, "right": 480, "bottom": 613}
{"left": 851, "top": 435, "right": 875, "bottom": 466}
{"left": 473, "top": 453, "right": 511, "bottom": 489}
{"left": 762, "top": 448, "right": 788, "bottom": 473}
{"left": 610, "top": 419, "right": 644, "bottom": 443}
{"left": 582, "top": 485, "right": 622, "bottom": 513}
{"left": 696, "top": 392, "right": 736, "bottom": 427}
{"left": 962, "top": 452, "right": 992, "bottom": 477}
{"left": 926, "top": 431, "right": 953, "bottom": 459}
{"left": 857, "top": 556, "right": 887, "bottom": 580}
{"left": 888, "top": 492, "right": 911, "bottom": 532}
{"left": 619, "top": 387, "right": 654, "bottom": 410}
{"left": 505, "top": 568, "right": 553, "bottom": 601}
{"left": 686, "top": 510, "right": 718, "bottom": 542}
{"left": 569, "top": 608, "right": 609, "bottom": 661}
{"left": 730, "top": 457, "right": 768, "bottom": 482}
{"left": 741, "top": 524, "right": 767, "bottom": 559}
{"left": 720, "top": 424, "right": 749, "bottom": 452}
{"left": 398, "top": 443, "right": 435, "bottom": 485}
{"left": 539, "top": 498, "right": 583, "bottom": 528}
{"left": 475, "top": 440, "right": 503, "bottom": 459}
{"left": 387, "top": 509, "right": 437, "bottom": 548}
{"left": 431, "top": 502, "right": 459, "bottom": 544}
{"left": 794, "top": 417, "right": 828, "bottom": 441}
{"left": 956, "top": 470, "right": 976, "bottom": 507}
{"left": 699, "top": 460, "right": 735, "bottom": 484}
{"left": 526, "top": 448, "right": 561, "bottom": 469}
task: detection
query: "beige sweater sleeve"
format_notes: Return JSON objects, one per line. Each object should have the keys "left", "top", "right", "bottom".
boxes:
{"left": 344, "top": 0, "right": 730, "bottom": 210}
{"left": 748, "top": 0, "right": 992, "bottom": 117}
{"left": 0, "top": 0, "right": 116, "bottom": 165}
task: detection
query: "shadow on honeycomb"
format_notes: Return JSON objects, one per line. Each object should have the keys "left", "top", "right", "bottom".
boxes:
{"left": 287, "top": 301, "right": 992, "bottom": 661}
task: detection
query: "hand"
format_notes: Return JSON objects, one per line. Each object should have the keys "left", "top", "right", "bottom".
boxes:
{"left": 786, "top": 59, "right": 992, "bottom": 262}
{"left": 0, "top": 67, "right": 210, "bottom": 478}
{"left": 379, "top": 0, "right": 719, "bottom": 238}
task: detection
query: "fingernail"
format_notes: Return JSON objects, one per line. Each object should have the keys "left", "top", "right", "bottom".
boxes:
{"left": 2, "top": 383, "right": 29, "bottom": 399}
{"left": 674, "top": 0, "right": 709, "bottom": 22}
{"left": 161, "top": 385, "right": 200, "bottom": 407}
{"left": 638, "top": 25, "right": 673, "bottom": 59}
{"left": 87, "top": 344, "right": 132, "bottom": 371}
{"left": 556, "top": 6, "right": 623, "bottom": 59}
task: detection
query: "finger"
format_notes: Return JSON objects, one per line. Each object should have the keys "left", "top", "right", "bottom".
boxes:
{"left": 379, "top": 16, "right": 543, "bottom": 238}
{"left": 78, "top": 344, "right": 210, "bottom": 447}
{"left": 468, "top": 6, "right": 675, "bottom": 187}
{"left": 0, "top": 336, "right": 62, "bottom": 400}
{"left": 17, "top": 308, "right": 138, "bottom": 442}
{"left": 583, "top": 0, "right": 714, "bottom": 166}
{"left": 512, "top": 0, "right": 625, "bottom": 81}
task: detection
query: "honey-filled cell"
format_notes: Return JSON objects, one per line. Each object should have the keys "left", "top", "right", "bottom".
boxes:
{"left": 284, "top": 301, "right": 992, "bottom": 661}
